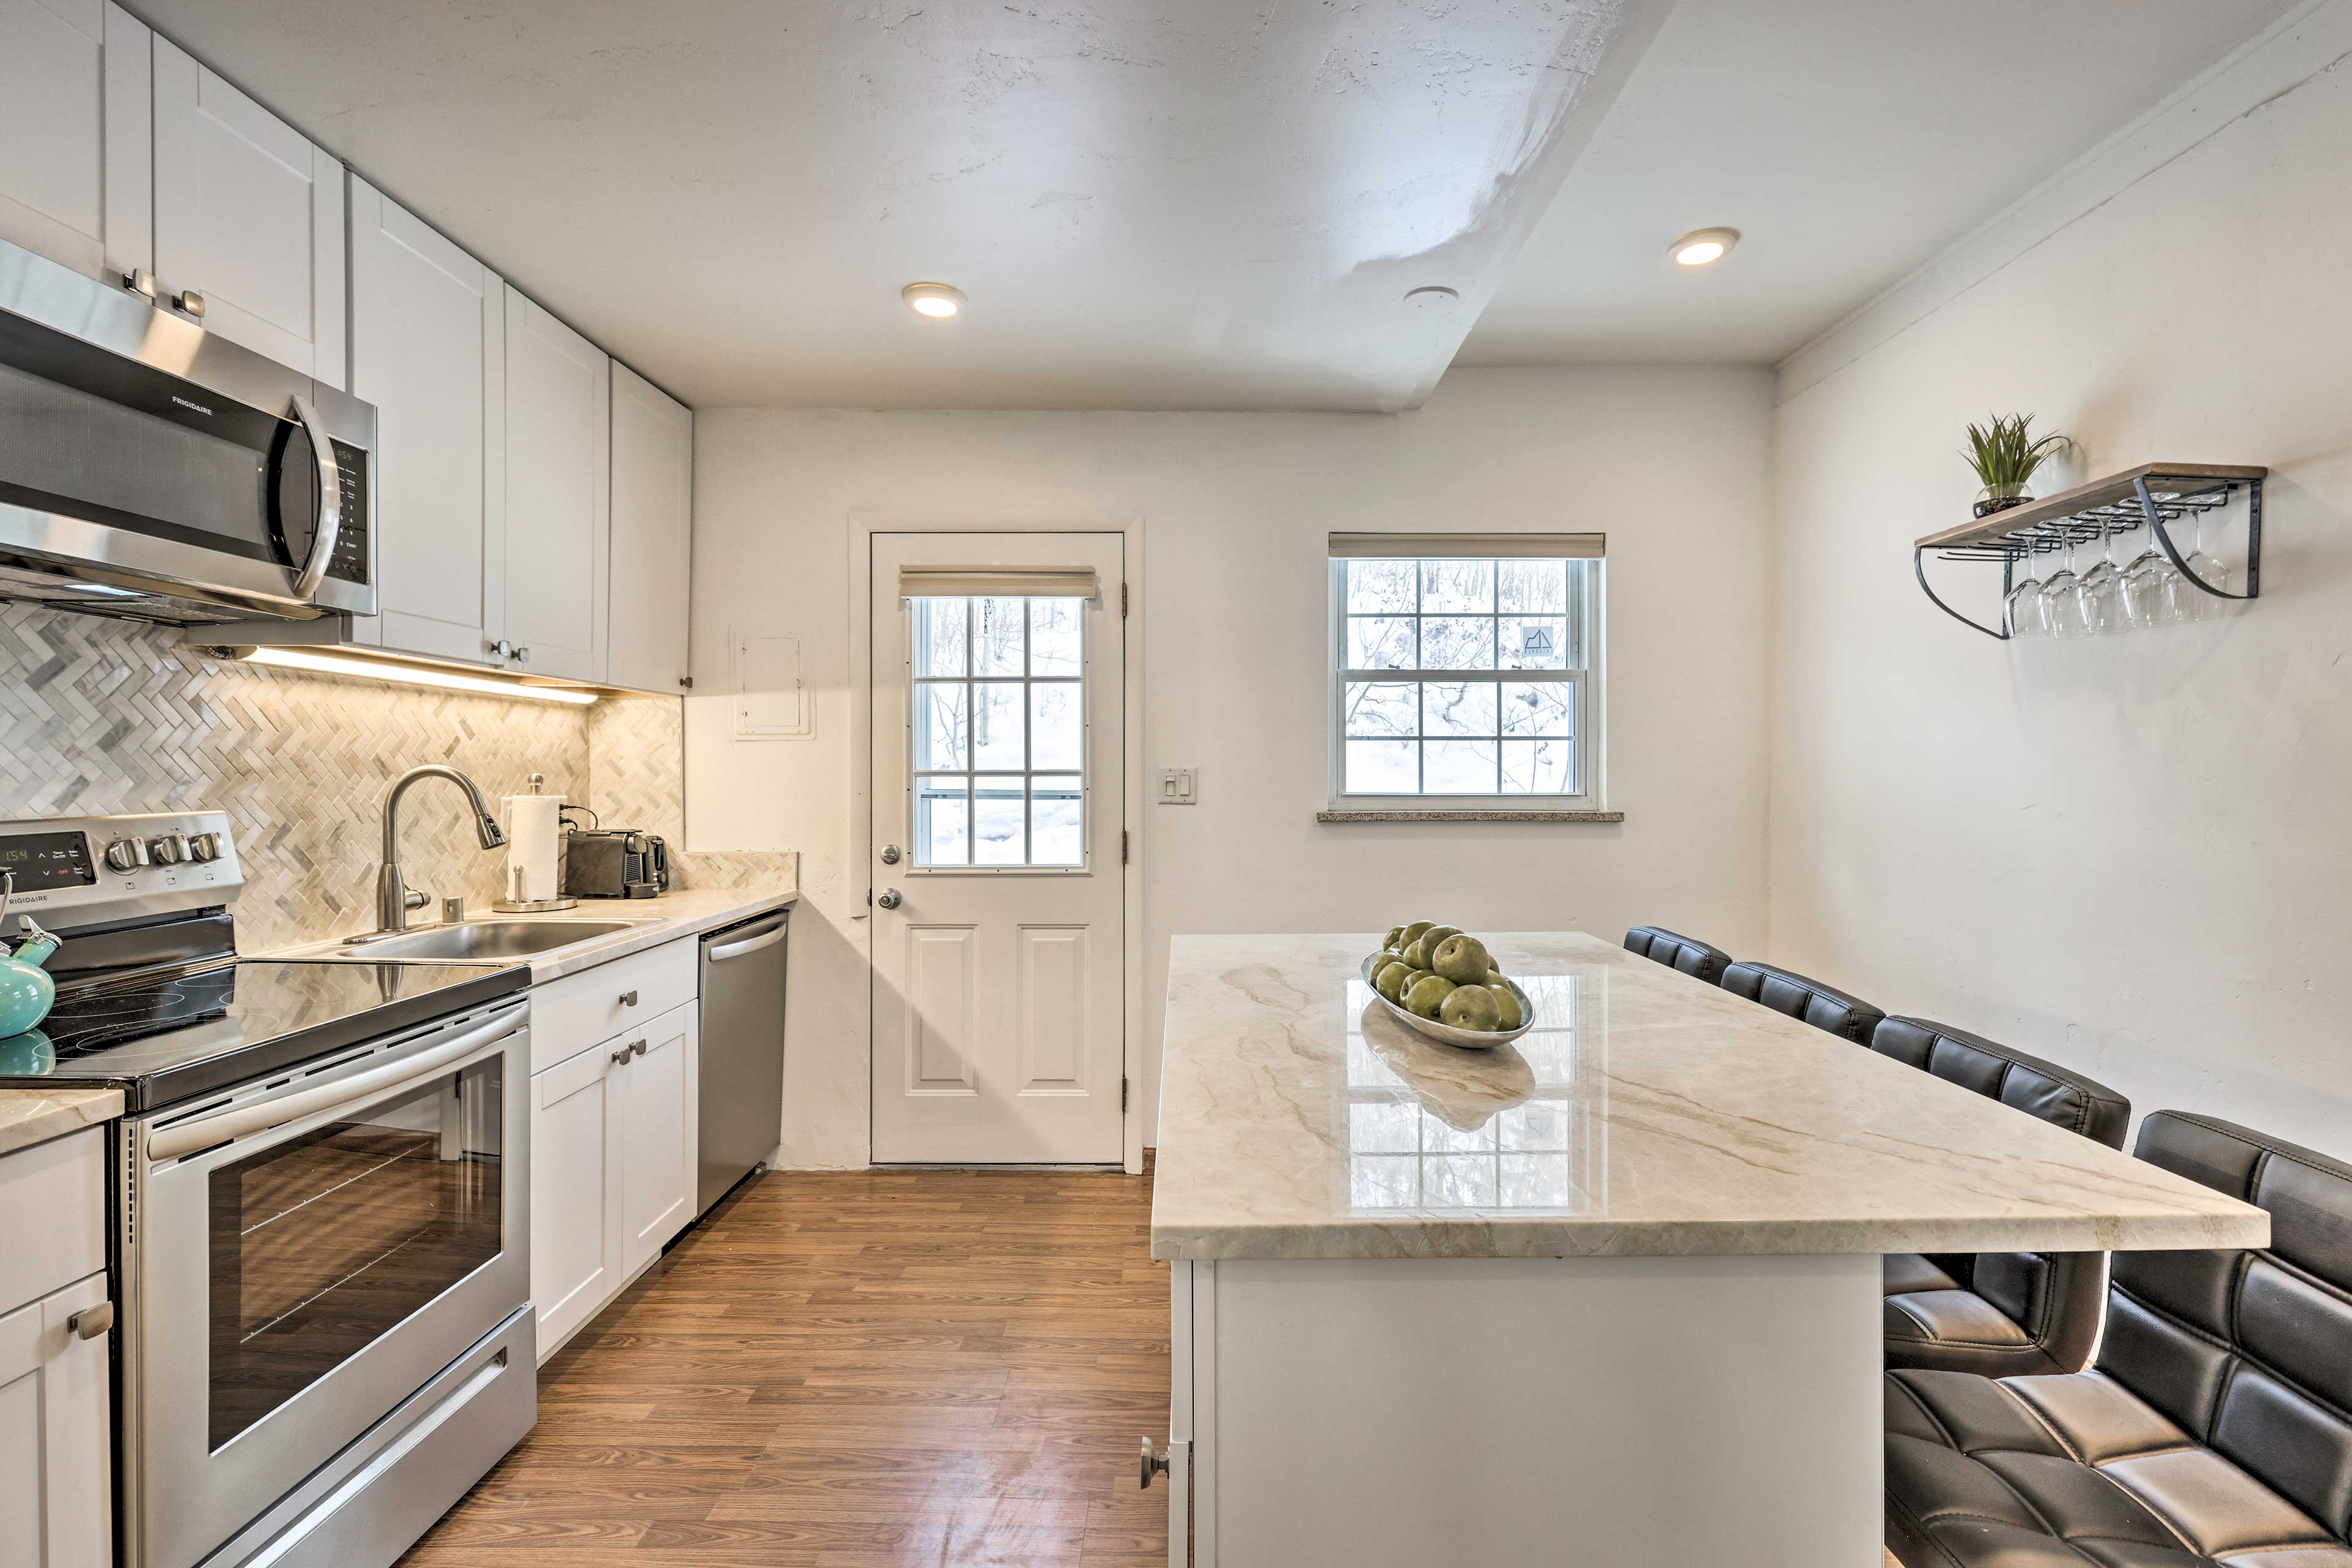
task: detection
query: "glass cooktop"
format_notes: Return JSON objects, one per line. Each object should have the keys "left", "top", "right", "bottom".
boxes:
{"left": 0, "top": 959, "right": 527, "bottom": 1111}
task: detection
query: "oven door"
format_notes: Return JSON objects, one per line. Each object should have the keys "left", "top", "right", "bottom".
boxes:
{"left": 125, "top": 1000, "right": 529, "bottom": 1568}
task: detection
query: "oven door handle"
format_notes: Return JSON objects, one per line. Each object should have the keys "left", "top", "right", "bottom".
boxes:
{"left": 285, "top": 393, "right": 343, "bottom": 600}
{"left": 145, "top": 1002, "right": 526, "bottom": 1163}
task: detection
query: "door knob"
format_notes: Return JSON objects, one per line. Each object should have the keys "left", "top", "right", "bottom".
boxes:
{"left": 1140, "top": 1438, "right": 1171, "bottom": 1489}
{"left": 876, "top": 888, "right": 902, "bottom": 910}
{"left": 880, "top": 844, "right": 902, "bottom": 865}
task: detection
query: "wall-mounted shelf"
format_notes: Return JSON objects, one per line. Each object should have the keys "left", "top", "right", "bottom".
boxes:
{"left": 1913, "top": 462, "right": 2266, "bottom": 639}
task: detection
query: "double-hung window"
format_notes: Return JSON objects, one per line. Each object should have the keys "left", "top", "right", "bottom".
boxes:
{"left": 1328, "top": 533, "right": 1604, "bottom": 809}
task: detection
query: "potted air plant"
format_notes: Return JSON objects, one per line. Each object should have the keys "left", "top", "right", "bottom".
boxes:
{"left": 1962, "top": 413, "right": 2071, "bottom": 517}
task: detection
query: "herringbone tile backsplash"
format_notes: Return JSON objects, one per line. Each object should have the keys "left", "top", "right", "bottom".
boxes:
{"left": 0, "top": 603, "right": 783, "bottom": 952}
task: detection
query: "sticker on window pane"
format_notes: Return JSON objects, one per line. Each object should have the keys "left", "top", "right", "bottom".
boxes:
{"left": 1420, "top": 617, "right": 1497, "bottom": 671}
{"left": 973, "top": 776, "right": 1027, "bottom": 864}
{"left": 1420, "top": 559, "right": 1494, "bottom": 614}
{"left": 1344, "top": 682, "right": 1417, "bottom": 739}
{"left": 1345, "top": 739, "right": 1419, "bottom": 794}
{"left": 1501, "top": 616, "right": 1567, "bottom": 670}
{"left": 913, "top": 682, "right": 969, "bottom": 771}
{"left": 972, "top": 682, "right": 1024, "bottom": 771}
{"left": 911, "top": 597, "right": 968, "bottom": 678}
{"left": 1346, "top": 616, "right": 1415, "bottom": 671}
{"left": 1424, "top": 739, "right": 1499, "bottom": 794}
{"left": 973, "top": 597, "right": 1026, "bottom": 677}
{"left": 1029, "top": 775, "right": 1083, "bottom": 866}
{"left": 1423, "top": 682, "right": 1498, "bottom": 738}
{"left": 1501, "top": 738, "right": 1574, "bottom": 794}
{"left": 1500, "top": 681, "right": 1574, "bottom": 737}
{"left": 1030, "top": 682, "right": 1082, "bottom": 771}
{"left": 1030, "top": 598, "right": 1083, "bottom": 677}
{"left": 1346, "top": 559, "right": 1417, "bottom": 615}
{"left": 1497, "top": 559, "right": 1567, "bottom": 615}
{"left": 915, "top": 780, "right": 970, "bottom": 865}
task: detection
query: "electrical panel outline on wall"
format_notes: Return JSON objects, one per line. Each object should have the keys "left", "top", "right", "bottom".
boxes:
{"left": 732, "top": 629, "right": 812, "bottom": 741}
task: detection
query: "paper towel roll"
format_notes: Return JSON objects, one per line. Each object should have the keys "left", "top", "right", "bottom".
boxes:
{"left": 502, "top": 791, "right": 564, "bottom": 904}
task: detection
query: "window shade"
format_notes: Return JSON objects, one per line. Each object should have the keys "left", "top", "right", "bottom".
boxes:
{"left": 898, "top": 566, "right": 1101, "bottom": 600}
{"left": 1327, "top": 532, "right": 1605, "bottom": 560}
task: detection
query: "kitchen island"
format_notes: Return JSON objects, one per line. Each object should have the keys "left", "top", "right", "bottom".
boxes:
{"left": 1150, "top": 932, "right": 2269, "bottom": 1567}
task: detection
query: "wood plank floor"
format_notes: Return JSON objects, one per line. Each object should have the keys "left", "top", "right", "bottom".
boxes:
{"left": 398, "top": 1167, "right": 1168, "bottom": 1568}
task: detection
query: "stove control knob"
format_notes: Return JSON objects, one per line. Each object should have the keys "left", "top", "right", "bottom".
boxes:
{"left": 186, "top": 832, "right": 223, "bottom": 863}
{"left": 104, "top": 837, "right": 150, "bottom": 872}
{"left": 148, "top": 834, "right": 190, "bottom": 865}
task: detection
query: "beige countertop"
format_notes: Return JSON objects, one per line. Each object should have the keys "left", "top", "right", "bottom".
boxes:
{"left": 1150, "top": 931, "right": 2271, "bottom": 1262}
{"left": 0, "top": 1087, "right": 124, "bottom": 1157}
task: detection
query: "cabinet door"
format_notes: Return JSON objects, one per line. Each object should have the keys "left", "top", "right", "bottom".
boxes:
{"left": 619, "top": 1006, "right": 697, "bottom": 1275}
{"left": 501, "top": 287, "right": 610, "bottom": 683}
{"left": 0, "top": 1272, "right": 112, "bottom": 1568}
{"left": 150, "top": 36, "right": 345, "bottom": 384}
{"left": 349, "top": 178, "right": 505, "bottom": 666}
{"left": 607, "top": 363, "right": 693, "bottom": 695}
{"left": 530, "top": 1042, "right": 622, "bottom": 1361}
{"left": 0, "top": 0, "right": 148, "bottom": 285}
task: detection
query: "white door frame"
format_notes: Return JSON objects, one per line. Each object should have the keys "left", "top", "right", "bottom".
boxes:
{"left": 849, "top": 512, "right": 1147, "bottom": 1174}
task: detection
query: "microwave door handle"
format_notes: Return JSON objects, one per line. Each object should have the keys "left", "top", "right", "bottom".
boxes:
{"left": 285, "top": 393, "right": 343, "bottom": 600}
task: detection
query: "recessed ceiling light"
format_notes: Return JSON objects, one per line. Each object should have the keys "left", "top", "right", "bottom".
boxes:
{"left": 902, "top": 282, "right": 967, "bottom": 319}
{"left": 1403, "top": 285, "right": 1460, "bottom": 311}
{"left": 1670, "top": 228, "right": 1740, "bottom": 267}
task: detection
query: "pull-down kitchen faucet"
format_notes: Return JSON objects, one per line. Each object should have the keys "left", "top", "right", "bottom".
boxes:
{"left": 353, "top": 766, "right": 507, "bottom": 940}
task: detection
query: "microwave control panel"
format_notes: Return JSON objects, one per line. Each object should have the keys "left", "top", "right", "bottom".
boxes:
{"left": 325, "top": 440, "right": 370, "bottom": 586}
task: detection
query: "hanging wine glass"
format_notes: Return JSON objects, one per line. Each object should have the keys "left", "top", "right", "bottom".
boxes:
{"left": 2077, "top": 523, "right": 2127, "bottom": 635}
{"left": 2117, "top": 517, "right": 2168, "bottom": 629}
{"left": 2005, "top": 540, "right": 2046, "bottom": 638}
{"left": 2040, "top": 530, "right": 2087, "bottom": 638}
{"left": 2180, "top": 506, "right": 2230, "bottom": 620}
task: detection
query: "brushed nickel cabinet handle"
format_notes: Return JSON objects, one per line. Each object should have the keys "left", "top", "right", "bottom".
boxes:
{"left": 619, "top": 990, "right": 638, "bottom": 1007}
{"left": 70, "top": 1302, "right": 115, "bottom": 1340}
{"left": 174, "top": 289, "right": 205, "bottom": 317}
{"left": 630, "top": 1039, "right": 649, "bottom": 1058}
{"left": 611, "top": 1045, "right": 633, "bottom": 1065}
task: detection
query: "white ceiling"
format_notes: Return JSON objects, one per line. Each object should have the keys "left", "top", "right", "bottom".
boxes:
{"left": 129, "top": 0, "right": 1665, "bottom": 412}
{"left": 1457, "top": 0, "right": 2304, "bottom": 368}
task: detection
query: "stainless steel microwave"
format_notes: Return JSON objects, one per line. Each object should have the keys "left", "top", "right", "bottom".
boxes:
{"left": 0, "top": 237, "right": 374, "bottom": 624}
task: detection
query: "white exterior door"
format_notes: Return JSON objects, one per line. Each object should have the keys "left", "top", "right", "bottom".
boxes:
{"left": 870, "top": 532, "right": 1126, "bottom": 1164}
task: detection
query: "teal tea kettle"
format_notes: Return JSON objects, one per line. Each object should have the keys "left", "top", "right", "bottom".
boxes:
{"left": 0, "top": 871, "right": 63, "bottom": 1038}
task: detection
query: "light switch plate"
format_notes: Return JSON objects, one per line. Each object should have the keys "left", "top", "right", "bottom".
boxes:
{"left": 1158, "top": 767, "right": 1197, "bottom": 805}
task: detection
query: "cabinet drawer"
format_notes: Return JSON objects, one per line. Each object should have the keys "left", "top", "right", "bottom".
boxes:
{"left": 530, "top": 938, "right": 696, "bottom": 1074}
{"left": 0, "top": 1128, "right": 105, "bottom": 1316}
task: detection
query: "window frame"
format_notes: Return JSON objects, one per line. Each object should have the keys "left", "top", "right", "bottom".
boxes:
{"left": 1324, "top": 551, "right": 1607, "bottom": 813}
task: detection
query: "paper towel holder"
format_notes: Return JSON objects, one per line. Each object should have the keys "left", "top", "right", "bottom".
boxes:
{"left": 492, "top": 772, "right": 580, "bottom": 913}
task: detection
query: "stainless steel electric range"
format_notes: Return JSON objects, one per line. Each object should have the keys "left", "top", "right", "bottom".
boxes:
{"left": 0, "top": 809, "right": 538, "bottom": 1568}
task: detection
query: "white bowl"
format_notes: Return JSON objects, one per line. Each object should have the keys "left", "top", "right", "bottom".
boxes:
{"left": 1357, "top": 952, "right": 1537, "bottom": 1050}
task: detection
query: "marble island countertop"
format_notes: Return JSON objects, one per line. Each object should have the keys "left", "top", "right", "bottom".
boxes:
{"left": 0, "top": 1086, "right": 124, "bottom": 1156}
{"left": 1150, "top": 932, "right": 2271, "bottom": 1262}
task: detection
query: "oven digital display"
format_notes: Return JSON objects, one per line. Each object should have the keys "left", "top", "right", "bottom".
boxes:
{"left": 0, "top": 831, "right": 95, "bottom": 892}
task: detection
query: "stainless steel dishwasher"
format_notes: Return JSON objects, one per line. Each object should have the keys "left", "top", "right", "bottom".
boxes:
{"left": 697, "top": 905, "right": 791, "bottom": 1213}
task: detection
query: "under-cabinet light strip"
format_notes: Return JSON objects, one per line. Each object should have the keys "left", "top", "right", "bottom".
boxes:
{"left": 244, "top": 647, "right": 599, "bottom": 705}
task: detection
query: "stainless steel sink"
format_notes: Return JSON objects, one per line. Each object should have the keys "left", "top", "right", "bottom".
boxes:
{"left": 337, "top": 919, "right": 646, "bottom": 961}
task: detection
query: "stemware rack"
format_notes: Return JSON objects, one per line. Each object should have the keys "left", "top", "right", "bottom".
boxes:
{"left": 1913, "top": 462, "right": 2266, "bottom": 640}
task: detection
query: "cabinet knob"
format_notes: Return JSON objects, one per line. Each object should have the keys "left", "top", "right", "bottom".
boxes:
{"left": 677, "top": 676, "right": 695, "bottom": 689}
{"left": 70, "top": 1302, "right": 115, "bottom": 1340}
{"left": 611, "top": 1044, "right": 633, "bottom": 1065}
{"left": 1140, "top": 1438, "right": 1171, "bottom": 1489}
{"left": 489, "top": 639, "right": 517, "bottom": 659}
{"left": 123, "top": 268, "right": 156, "bottom": 298}
{"left": 515, "top": 646, "right": 530, "bottom": 665}
{"left": 630, "top": 1038, "right": 649, "bottom": 1058}
{"left": 173, "top": 289, "right": 205, "bottom": 318}
{"left": 619, "top": 989, "right": 638, "bottom": 1007}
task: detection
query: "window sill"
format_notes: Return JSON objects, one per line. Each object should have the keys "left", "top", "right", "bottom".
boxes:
{"left": 1314, "top": 807, "right": 1624, "bottom": 824}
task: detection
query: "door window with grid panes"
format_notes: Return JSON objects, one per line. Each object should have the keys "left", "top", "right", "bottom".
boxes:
{"left": 909, "top": 595, "right": 1088, "bottom": 867}
{"left": 1330, "top": 546, "right": 1602, "bottom": 802}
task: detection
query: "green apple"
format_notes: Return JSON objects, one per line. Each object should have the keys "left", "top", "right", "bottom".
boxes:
{"left": 1402, "top": 973, "right": 1457, "bottom": 1019}
{"left": 1439, "top": 984, "right": 1502, "bottom": 1031}
{"left": 1431, "top": 934, "right": 1491, "bottom": 984}
{"left": 1399, "top": 921, "right": 1436, "bottom": 949}
{"left": 1401, "top": 935, "right": 1436, "bottom": 970}
{"left": 1486, "top": 982, "right": 1525, "bottom": 1030}
{"left": 1423, "top": 925, "right": 1463, "bottom": 949}
{"left": 1373, "top": 962, "right": 1412, "bottom": 1003}
{"left": 1384, "top": 925, "right": 1405, "bottom": 952}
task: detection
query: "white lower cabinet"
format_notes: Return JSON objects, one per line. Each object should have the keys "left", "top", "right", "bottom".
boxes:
{"left": 527, "top": 942, "right": 700, "bottom": 1362}
{"left": 0, "top": 1128, "right": 112, "bottom": 1568}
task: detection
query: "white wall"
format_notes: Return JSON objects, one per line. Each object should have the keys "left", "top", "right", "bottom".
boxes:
{"left": 1768, "top": 31, "right": 2352, "bottom": 1152}
{"left": 687, "top": 366, "right": 1776, "bottom": 1167}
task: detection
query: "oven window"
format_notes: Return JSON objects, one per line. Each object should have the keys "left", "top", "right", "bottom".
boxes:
{"left": 206, "top": 1057, "right": 503, "bottom": 1451}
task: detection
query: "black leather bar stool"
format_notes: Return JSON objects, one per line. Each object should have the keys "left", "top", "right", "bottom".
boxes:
{"left": 1885, "top": 1112, "right": 2352, "bottom": 1568}
{"left": 1621, "top": 926, "right": 1733, "bottom": 985}
{"left": 1871, "top": 1017, "right": 2130, "bottom": 1376}
{"left": 1719, "top": 960, "right": 1885, "bottom": 1043}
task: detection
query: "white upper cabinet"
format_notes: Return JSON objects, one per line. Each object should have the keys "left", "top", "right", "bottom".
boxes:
{"left": 151, "top": 36, "right": 345, "bottom": 385}
{"left": 501, "top": 288, "right": 610, "bottom": 684}
{"left": 608, "top": 364, "right": 693, "bottom": 694}
{"left": 349, "top": 178, "right": 506, "bottom": 666}
{"left": 0, "top": 1, "right": 150, "bottom": 286}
